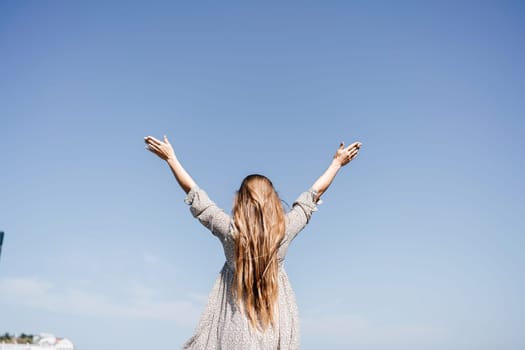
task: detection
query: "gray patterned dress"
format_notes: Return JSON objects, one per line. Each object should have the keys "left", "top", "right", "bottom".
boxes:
{"left": 182, "top": 186, "right": 320, "bottom": 350}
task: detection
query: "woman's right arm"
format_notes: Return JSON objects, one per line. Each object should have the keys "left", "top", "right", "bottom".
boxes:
{"left": 144, "top": 135, "right": 230, "bottom": 238}
{"left": 144, "top": 135, "right": 196, "bottom": 194}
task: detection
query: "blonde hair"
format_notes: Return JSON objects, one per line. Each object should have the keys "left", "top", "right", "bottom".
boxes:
{"left": 232, "top": 174, "right": 286, "bottom": 331}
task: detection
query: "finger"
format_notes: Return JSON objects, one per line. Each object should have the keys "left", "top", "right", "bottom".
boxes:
{"left": 345, "top": 146, "right": 357, "bottom": 154}
{"left": 348, "top": 144, "right": 362, "bottom": 153}
{"left": 150, "top": 137, "right": 163, "bottom": 146}
{"left": 146, "top": 143, "right": 161, "bottom": 153}
{"left": 346, "top": 141, "right": 361, "bottom": 150}
{"left": 339, "top": 142, "right": 345, "bottom": 150}
{"left": 145, "top": 145, "right": 157, "bottom": 154}
{"left": 164, "top": 135, "right": 170, "bottom": 144}
{"left": 146, "top": 136, "right": 162, "bottom": 146}
{"left": 146, "top": 146, "right": 165, "bottom": 159}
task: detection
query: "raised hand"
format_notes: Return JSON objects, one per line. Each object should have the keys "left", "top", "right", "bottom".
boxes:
{"left": 144, "top": 135, "right": 175, "bottom": 161}
{"left": 333, "top": 141, "right": 362, "bottom": 167}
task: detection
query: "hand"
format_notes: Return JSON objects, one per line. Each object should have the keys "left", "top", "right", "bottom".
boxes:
{"left": 144, "top": 135, "right": 175, "bottom": 161}
{"left": 333, "top": 141, "right": 362, "bottom": 167}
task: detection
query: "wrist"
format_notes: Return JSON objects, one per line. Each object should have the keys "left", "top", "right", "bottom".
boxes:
{"left": 166, "top": 156, "right": 178, "bottom": 167}
{"left": 331, "top": 158, "right": 343, "bottom": 169}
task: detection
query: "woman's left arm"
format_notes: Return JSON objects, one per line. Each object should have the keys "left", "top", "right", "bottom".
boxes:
{"left": 144, "top": 135, "right": 196, "bottom": 193}
{"left": 311, "top": 141, "right": 362, "bottom": 201}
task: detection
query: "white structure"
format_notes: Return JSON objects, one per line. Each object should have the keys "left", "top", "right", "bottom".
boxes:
{"left": 0, "top": 333, "right": 74, "bottom": 350}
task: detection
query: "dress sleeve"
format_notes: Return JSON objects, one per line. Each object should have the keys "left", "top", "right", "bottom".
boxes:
{"left": 184, "top": 185, "right": 232, "bottom": 241}
{"left": 284, "top": 188, "right": 322, "bottom": 242}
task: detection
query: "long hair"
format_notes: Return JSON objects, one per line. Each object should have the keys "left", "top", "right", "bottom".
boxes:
{"left": 232, "top": 174, "right": 286, "bottom": 331}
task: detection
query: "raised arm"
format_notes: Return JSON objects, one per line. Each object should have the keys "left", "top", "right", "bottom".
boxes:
{"left": 283, "top": 140, "right": 363, "bottom": 241}
{"left": 144, "top": 135, "right": 196, "bottom": 193}
{"left": 311, "top": 141, "right": 362, "bottom": 201}
{"left": 145, "top": 135, "right": 231, "bottom": 239}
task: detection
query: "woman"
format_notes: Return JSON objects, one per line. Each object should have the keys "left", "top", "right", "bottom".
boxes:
{"left": 144, "top": 135, "right": 362, "bottom": 350}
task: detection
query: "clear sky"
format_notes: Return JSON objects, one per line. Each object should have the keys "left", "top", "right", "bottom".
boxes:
{"left": 1, "top": 1, "right": 524, "bottom": 349}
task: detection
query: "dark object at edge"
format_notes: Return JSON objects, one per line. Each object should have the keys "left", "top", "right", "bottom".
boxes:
{"left": 0, "top": 231, "right": 4, "bottom": 260}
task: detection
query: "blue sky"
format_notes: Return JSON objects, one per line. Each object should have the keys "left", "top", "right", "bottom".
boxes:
{"left": 1, "top": 1, "right": 524, "bottom": 349}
